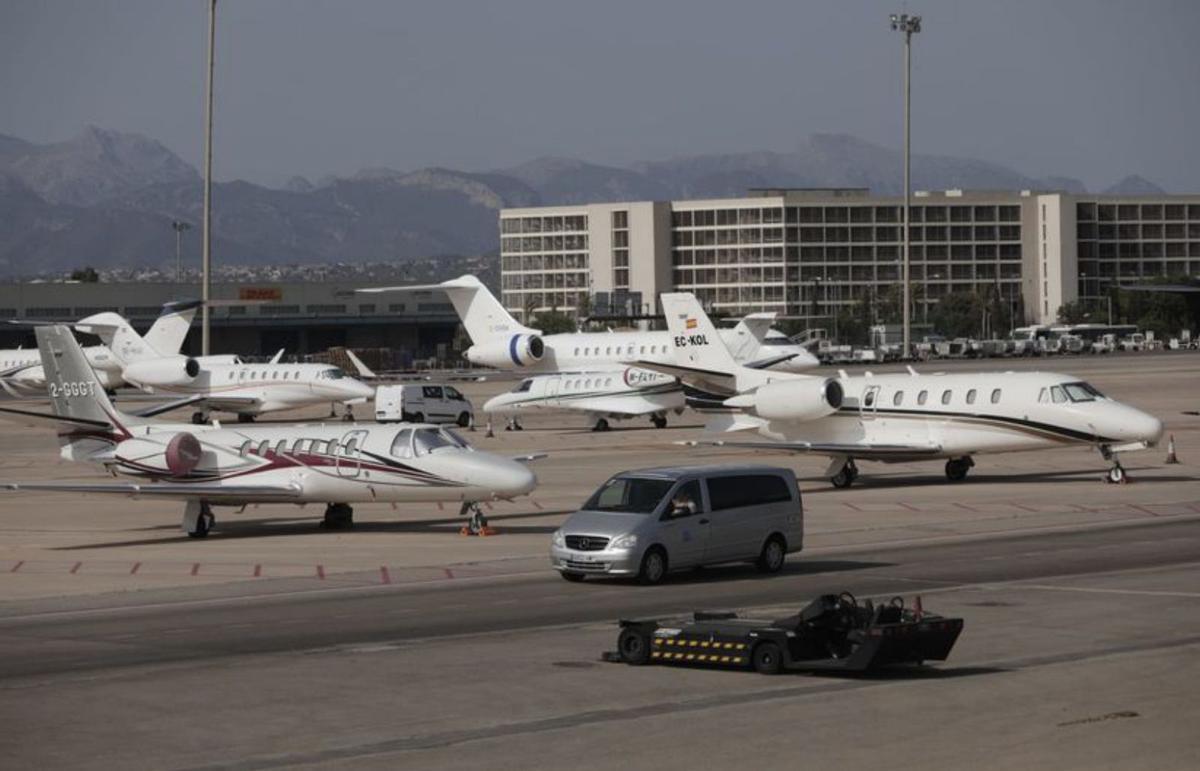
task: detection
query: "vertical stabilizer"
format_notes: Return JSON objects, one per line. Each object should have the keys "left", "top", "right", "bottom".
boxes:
{"left": 359, "top": 275, "right": 538, "bottom": 343}
{"left": 36, "top": 326, "right": 128, "bottom": 429}
{"left": 659, "top": 294, "right": 777, "bottom": 392}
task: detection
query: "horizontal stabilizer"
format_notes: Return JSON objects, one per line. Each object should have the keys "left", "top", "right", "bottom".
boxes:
{"left": 2, "top": 481, "right": 303, "bottom": 500}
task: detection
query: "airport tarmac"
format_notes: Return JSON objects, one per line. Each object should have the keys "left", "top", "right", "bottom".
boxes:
{"left": 1, "top": 351, "right": 1199, "bottom": 768}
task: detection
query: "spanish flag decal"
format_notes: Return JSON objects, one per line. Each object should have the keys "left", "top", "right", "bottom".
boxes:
{"left": 685, "top": 318, "right": 698, "bottom": 330}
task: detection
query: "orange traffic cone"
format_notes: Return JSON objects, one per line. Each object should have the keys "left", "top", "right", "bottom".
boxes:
{"left": 1166, "top": 434, "right": 1180, "bottom": 464}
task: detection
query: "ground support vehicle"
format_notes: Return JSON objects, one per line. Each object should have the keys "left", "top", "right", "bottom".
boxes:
{"left": 611, "top": 592, "right": 963, "bottom": 674}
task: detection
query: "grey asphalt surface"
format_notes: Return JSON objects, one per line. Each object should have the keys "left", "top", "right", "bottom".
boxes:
{"left": 2, "top": 517, "right": 1196, "bottom": 682}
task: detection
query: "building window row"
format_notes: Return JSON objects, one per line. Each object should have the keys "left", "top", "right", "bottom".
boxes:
{"left": 1077, "top": 203, "right": 1200, "bottom": 222}
{"left": 500, "top": 215, "right": 587, "bottom": 235}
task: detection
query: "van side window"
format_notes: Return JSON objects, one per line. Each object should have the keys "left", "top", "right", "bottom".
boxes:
{"left": 423, "top": 386, "right": 442, "bottom": 399}
{"left": 663, "top": 479, "right": 703, "bottom": 520}
{"left": 707, "top": 474, "right": 792, "bottom": 510}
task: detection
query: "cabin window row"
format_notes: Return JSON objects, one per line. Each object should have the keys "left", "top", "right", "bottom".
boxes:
{"left": 878, "top": 387, "right": 1002, "bottom": 407}
{"left": 239, "top": 437, "right": 356, "bottom": 457}
{"left": 574, "top": 345, "right": 668, "bottom": 357}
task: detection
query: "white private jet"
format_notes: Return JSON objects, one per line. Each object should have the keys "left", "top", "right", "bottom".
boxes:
{"left": 0, "top": 326, "right": 537, "bottom": 536}
{"left": 79, "top": 315, "right": 376, "bottom": 424}
{"left": 635, "top": 293, "right": 1163, "bottom": 488}
{"left": 359, "top": 274, "right": 817, "bottom": 429}
{"left": 0, "top": 301, "right": 198, "bottom": 394}
{"left": 484, "top": 367, "right": 683, "bottom": 431}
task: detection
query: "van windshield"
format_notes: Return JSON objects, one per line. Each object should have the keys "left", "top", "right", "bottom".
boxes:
{"left": 583, "top": 477, "right": 674, "bottom": 514}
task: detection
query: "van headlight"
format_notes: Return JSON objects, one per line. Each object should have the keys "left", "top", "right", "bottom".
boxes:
{"left": 552, "top": 529, "right": 565, "bottom": 547}
{"left": 611, "top": 533, "right": 638, "bottom": 550}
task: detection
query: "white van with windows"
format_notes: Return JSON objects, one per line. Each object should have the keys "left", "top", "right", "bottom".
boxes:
{"left": 374, "top": 384, "right": 474, "bottom": 427}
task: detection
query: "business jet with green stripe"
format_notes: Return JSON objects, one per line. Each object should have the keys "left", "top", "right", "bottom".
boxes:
{"left": 635, "top": 293, "right": 1163, "bottom": 488}
{"left": 484, "top": 367, "right": 684, "bottom": 431}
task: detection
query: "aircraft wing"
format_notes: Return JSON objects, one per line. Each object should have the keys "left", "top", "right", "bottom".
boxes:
{"left": 677, "top": 439, "right": 943, "bottom": 461}
{"left": 0, "top": 405, "right": 112, "bottom": 429}
{"left": 127, "top": 395, "right": 208, "bottom": 418}
{"left": 563, "top": 393, "right": 682, "bottom": 418}
{"left": 742, "top": 352, "right": 800, "bottom": 370}
{"left": 626, "top": 359, "right": 737, "bottom": 394}
{"left": 1, "top": 481, "right": 303, "bottom": 500}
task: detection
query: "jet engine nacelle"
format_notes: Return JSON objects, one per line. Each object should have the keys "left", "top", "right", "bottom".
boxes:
{"left": 114, "top": 431, "right": 204, "bottom": 477}
{"left": 465, "top": 334, "right": 545, "bottom": 368}
{"left": 122, "top": 356, "right": 201, "bottom": 387}
{"left": 739, "top": 378, "right": 844, "bottom": 422}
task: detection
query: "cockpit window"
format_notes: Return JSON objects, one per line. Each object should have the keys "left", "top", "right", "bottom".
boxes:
{"left": 1062, "top": 382, "right": 1104, "bottom": 402}
{"left": 413, "top": 428, "right": 456, "bottom": 456}
{"left": 318, "top": 368, "right": 346, "bottom": 380}
{"left": 440, "top": 428, "right": 471, "bottom": 449}
{"left": 390, "top": 428, "right": 413, "bottom": 459}
{"left": 514, "top": 379, "right": 533, "bottom": 393}
{"left": 1050, "top": 385, "right": 1067, "bottom": 404}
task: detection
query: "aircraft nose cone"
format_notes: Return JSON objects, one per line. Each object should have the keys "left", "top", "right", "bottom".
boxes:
{"left": 1140, "top": 412, "right": 1165, "bottom": 447}
{"left": 466, "top": 453, "right": 536, "bottom": 498}
{"left": 482, "top": 393, "right": 514, "bottom": 415}
{"left": 350, "top": 380, "right": 375, "bottom": 399}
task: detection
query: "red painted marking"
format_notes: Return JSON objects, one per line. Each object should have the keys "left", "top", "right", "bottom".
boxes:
{"left": 190, "top": 563, "right": 200, "bottom": 576}
{"left": 898, "top": 502, "right": 920, "bottom": 512}
{"left": 1188, "top": 503, "right": 1200, "bottom": 513}
{"left": 437, "top": 502, "right": 444, "bottom": 511}
{"left": 253, "top": 564, "right": 262, "bottom": 578}
{"left": 9, "top": 560, "right": 24, "bottom": 573}
{"left": 531, "top": 500, "right": 544, "bottom": 510}
{"left": 316, "top": 565, "right": 325, "bottom": 580}
{"left": 380, "top": 566, "right": 391, "bottom": 585}
{"left": 443, "top": 567, "right": 455, "bottom": 579}
{"left": 1011, "top": 503, "right": 1036, "bottom": 512}
{"left": 1129, "top": 504, "right": 1159, "bottom": 517}
{"left": 842, "top": 502, "right": 862, "bottom": 511}
{"left": 129, "top": 562, "right": 141, "bottom": 575}
{"left": 69, "top": 562, "right": 82, "bottom": 575}
{"left": 955, "top": 503, "right": 978, "bottom": 512}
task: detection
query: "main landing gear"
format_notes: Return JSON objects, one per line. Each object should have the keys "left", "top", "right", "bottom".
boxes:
{"left": 593, "top": 418, "right": 611, "bottom": 432}
{"left": 651, "top": 414, "right": 668, "bottom": 429}
{"left": 342, "top": 404, "right": 356, "bottom": 422}
{"left": 321, "top": 503, "right": 354, "bottom": 529}
{"left": 830, "top": 459, "right": 859, "bottom": 489}
{"left": 459, "top": 501, "right": 494, "bottom": 536}
{"left": 1100, "top": 445, "right": 1130, "bottom": 484}
{"left": 191, "top": 411, "right": 209, "bottom": 425}
{"left": 183, "top": 500, "right": 215, "bottom": 538}
{"left": 237, "top": 413, "right": 256, "bottom": 424}
{"left": 505, "top": 417, "right": 524, "bottom": 431}
{"left": 945, "top": 456, "right": 974, "bottom": 482}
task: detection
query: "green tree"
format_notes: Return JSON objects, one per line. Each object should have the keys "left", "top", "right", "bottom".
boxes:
{"left": 532, "top": 308, "right": 577, "bottom": 335}
{"left": 929, "top": 291, "right": 986, "bottom": 338}
{"left": 69, "top": 266, "right": 99, "bottom": 283}
{"left": 834, "top": 302, "right": 871, "bottom": 346}
{"left": 1057, "top": 300, "right": 1089, "bottom": 325}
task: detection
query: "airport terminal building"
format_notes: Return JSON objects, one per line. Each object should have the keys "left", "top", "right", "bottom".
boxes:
{"left": 500, "top": 190, "right": 1200, "bottom": 327}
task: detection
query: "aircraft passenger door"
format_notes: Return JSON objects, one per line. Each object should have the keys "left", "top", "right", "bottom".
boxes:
{"left": 336, "top": 430, "right": 369, "bottom": 478}
{"left": 546, "top": 376, "right": 562, "bottom": 407}
{"left": 859, "top": 385, "right": 881, "bottom": 420}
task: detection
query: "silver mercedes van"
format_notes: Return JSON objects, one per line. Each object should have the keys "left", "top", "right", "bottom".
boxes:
{"left": 550, "top": 465, "right": 803, "bottom": 584}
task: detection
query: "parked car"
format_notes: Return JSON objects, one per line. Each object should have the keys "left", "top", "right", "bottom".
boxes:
{"left": 550, "top": 465, "right": 803, "bottom": 584}
{"left": 375, "top": 384, "right": 473, "bottom": 426}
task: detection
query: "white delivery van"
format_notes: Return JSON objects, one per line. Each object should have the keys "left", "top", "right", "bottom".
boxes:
{"left": 375, "top": 384, "right": 474, "bottom": 426}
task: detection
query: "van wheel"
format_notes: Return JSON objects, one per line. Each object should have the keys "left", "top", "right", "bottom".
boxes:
{"left": 617, "top": 627, "right": 652, "bottom": 665}
{"left": 413, "top": 412, "right": 425, "bottom": 424}
{"left": 637, "top": 548, "right": 668, "bottom": 585}
{"left": 752, "top": 641, "right": 783, "bottom": 675}
{"left": 756, "top": 535, "right": 786, "bottom": 574}
{"left": 457, "top": 412, "right": 471, "bottom": 428}
{"left": 560, "top": 571, "right": 586, "bottom": 583}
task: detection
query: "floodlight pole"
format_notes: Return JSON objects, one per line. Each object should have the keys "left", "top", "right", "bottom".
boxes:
{"left": 172, "top": 220, "right": 191, "bottom": 283}
{"left": 201, "top": 0, "right": 216, "bottom": 355}
{"left": 891, "top": 12, "right": 921, "bottom": 359}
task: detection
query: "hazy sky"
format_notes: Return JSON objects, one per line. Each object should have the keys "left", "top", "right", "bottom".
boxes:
{"left": 3, "top": 0, "right": 1198, "bottom": 191}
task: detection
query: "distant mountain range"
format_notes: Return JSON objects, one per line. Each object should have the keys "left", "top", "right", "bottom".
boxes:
{"left": 0, "top": 126, "right": 1169, "bottom": 276}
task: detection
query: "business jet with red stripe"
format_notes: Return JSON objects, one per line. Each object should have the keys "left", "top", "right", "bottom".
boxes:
{"left": 0, "top": 326, "right": 537, "bottom": 536}
{"left": 634, "top": 293, "right": 1163, "bottom": 488}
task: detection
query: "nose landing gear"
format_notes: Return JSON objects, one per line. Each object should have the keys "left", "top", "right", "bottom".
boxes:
{"left": 1099, "top": 445, "right": 1130, "bottom": 484}
{"left": 459, "top": 501, "right": 495, "bottom": 536}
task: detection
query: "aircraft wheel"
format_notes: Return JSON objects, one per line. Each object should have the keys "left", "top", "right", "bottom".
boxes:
{"left": 652, "top": 415, "right": 667, "bottom": 429}
{"left": 1106, "top": 464, "right": 1127, "bottom": 484}
{"left": 617, "top": 627, "right": 652, "bottom": 665}
{"left": 756, "top": 535, "right": 787, "bottom": 574}
{"left": 413, "top": 412, "right": 425, "bottom": 424}
{"left": 187, "top": 509, "right": 214, "bottom": 538}
{"left": 945, "top": 458, "right": 972, "bottom": 482}
{"left": 321, "top": 503, "right": 354, "bottom": 529}
{"left": 752, "top": 641, "right": 783, "bottom": 675}
{"left": 191, "top": 412, "right": 207, "bottom": 425}
{"left": 593, "top": 418, "right": 611, "bottom": 432}
{"left": 637, "top": 547, "right": 668, "bottom": 585}
{"left": 830, "top": 464, "right": 855, "bottom": 489}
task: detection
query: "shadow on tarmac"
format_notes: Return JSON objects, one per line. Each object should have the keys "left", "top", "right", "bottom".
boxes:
{"left": 801, "top": 465, "right": 1198, "bottom": 491}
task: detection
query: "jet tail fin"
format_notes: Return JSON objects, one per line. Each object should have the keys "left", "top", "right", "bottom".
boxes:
{"left": 344, "top": 349, "right": 377, "bottom": 379}
{"left": 358, "top": 275, "right": 539, "bottom": 343}
{"left": 75, "top": 301, "right": 198, "bottom": 366}
{"left": 142, "top": 300, "right": 199, "bottom": 356}
{"left": 36, "top": 325, "right": 138, "bottom": 434}
{"left": 659, "top": 294, "right": 775, "bottom": 393}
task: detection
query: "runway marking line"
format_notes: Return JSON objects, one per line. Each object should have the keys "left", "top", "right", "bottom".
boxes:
{"left": 380, "top": 566, "right": 391, "bottom": 585}
{"left": 129, "top": 562, "right": 140, "bottom": 575}
{"left": 1011, "top": 503, "right": 1037, "bottom": 512}
{"left": 898, "top": 502, "right": 920, "bottom": 512}
{"left": 444, "top": 568, "right": 455, "bottom": 579}
{"left": 190, "top": 563, "right": 200, "bottom": 576}
{"left": 253, "top": 564, "right": 262, "bottom": 578}
{"left": 842, "top": 502, "right": 862, "bottom": 511}
{"left": 316, "top": 565, "right": 326, "bottom": 580}
{"left": 531, "top": 500, "right": 544, "bottom": 510}
{"left": 955, "top": 503, "right": 978, "bottom": 512}
{"left": 69, "top": 562, "right": 81, "bottom": 575}
{"left": 1128, "top": 504, "right": 1160, "bottom": 518}
{"left": 9, "top": 561, "right": 23, "bottom": 573}
{"left": 1017, "top": 583, "right": 1200, "bottom": 599}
